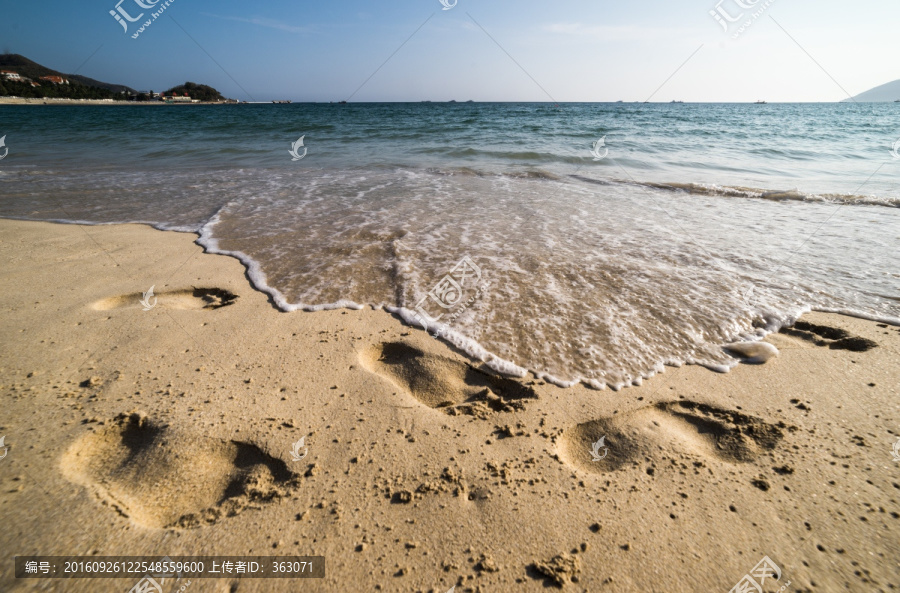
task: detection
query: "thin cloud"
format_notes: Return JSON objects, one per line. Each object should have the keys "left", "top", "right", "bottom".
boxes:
{"left": 201, "top": 13, "right": 314, "bottom": 35}
{"left": 544, "top": 22, "right": 678, "bottom": 41}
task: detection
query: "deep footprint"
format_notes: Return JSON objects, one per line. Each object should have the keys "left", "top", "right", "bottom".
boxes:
{"left": 559, "top": 401, "right": 787, "bottom": 474}
{"left": 61, "top": 412, "right": 298, "bottom": 529}
{"left": 359, "top": 341, "right": 536, "bottom": 416}
{"left": 92, "top": 287, "right": 238, "bottom": 311}
{"left": 781, "top": 320, "right": 877, "bottom": 352}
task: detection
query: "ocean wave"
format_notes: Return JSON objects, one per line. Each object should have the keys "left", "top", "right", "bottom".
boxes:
{"left": 414, "top": 146, "right": 588, "bottom": 164}
{"left": 569, "top": 177, "right": 900, "bottom": 208}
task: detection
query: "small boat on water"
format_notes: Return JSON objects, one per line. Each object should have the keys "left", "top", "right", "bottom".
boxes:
{"left": 755, "top": 100, "right": 767, "bottom": 104}
{"left": 272, "top": 100, "right": 292, "bottom": 104}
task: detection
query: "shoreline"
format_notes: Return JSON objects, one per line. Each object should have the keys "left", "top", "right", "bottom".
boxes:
{"left": 0, "top": 97, "right": 237, "bottom": 106}
{"left": 7, "top": 215, "right": 899, "bottom": 391}
{"left": 0, "top": 218, "right": 897, "bottom": 592}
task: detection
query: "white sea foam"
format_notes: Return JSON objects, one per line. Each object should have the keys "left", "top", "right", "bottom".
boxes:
{"left": 4, "top": 164, "right": 897, "bottom": 390}
{"left": 812, "top": 307, "right": 900, "bottom": 326}
{"left": 198, "top": 208, "right": 365, "bottom": 313}
{"left": 197, "top": 165, "right": 896, "bottom": 388}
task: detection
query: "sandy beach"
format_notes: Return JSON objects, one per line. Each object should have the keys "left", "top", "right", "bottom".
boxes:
{"left": 0, "top": 218, "right": 898, "bottom": 592}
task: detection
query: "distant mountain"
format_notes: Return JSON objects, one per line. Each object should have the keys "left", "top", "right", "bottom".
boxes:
{"left": 0, "top": 54, "right": 134, "bottom": 94}
{"left": 843, "top": 79, "right": 900, "bottom": 103}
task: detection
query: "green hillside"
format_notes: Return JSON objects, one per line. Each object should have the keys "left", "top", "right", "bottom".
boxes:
{"left": 0, "top": 54, "right": 134, "bottom": 94}
{"left": 164, "top": 82, "right": 225, "bottom": 102}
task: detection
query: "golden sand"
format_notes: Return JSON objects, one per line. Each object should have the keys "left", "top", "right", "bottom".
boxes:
{"left": 0, "top": 219, "right": 897, "bottom": 592}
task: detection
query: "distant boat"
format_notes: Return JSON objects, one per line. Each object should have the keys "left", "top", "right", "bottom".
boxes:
{"left": 338, "top": 100, "right": 347, "bottom": 104}
{"left": 272, "top": 100, "right": 292, "bottom": 104}
{"left": 895, "top": 99, "right": 900, "bottom": 102}
{"left": 671, "top": 100, "right": 684, "bottom": 104}
{"left": 755, "top": 100, "right": 767, "bottom": 104}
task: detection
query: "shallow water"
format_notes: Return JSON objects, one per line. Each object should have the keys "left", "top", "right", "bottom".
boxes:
{"left": 1, "top": 102, "right": 898, "bottom": 387}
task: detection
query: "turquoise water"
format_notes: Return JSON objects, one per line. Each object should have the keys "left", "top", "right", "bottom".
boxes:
{"left": 1, "top": 103, "right": 898, "bottom": 387}
{"left": 1, "top": 102, "right": 899, "bottom": 196}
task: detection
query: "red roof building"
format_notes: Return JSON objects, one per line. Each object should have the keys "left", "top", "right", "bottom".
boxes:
{"left": 40, "top": 76, "right": 69, "bottom": 85}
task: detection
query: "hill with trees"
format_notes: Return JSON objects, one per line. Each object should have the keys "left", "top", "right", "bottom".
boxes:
{"left": 0, "top": 54, "right": 134, "bottom": 94}
{"left": 0, "top": 78, "right": 127, "bottom": 100}
{"left": 0, "top": 55, "right": 230, "bottom": 102}
{"left": 164, "top": 82, "right": 225, "bottom": 102}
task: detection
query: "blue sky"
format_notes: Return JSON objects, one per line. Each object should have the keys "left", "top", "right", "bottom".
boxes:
{"left": 1, "top": 0, "right": 897, "bottom": 102}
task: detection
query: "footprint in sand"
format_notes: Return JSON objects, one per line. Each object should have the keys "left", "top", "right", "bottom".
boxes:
{"left": 780, "top": 320, "right": 878, "bottom": 352}
{"left": 359, "top": 341, "right": 537, "bottom": 418}
{"left": 558, "top": 401, "right": 786, "bottom": 473}
{"left": 91, "top": 287, "right": 238, "bottom": 311}
{"left": 60, "top": 412, "right": 298, "bottom": 529}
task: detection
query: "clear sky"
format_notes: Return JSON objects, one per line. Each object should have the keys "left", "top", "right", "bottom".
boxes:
{"left": 1, "top": 0, "right": 896, "bottom": 102}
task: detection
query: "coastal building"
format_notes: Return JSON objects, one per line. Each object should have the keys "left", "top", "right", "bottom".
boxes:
{"left": 1, "top": 70, "right": 23, "bottom": 81}
{"left": 39, "top": 76, "right": 69, "bottom": 85}
{"left": 126, "top": 91, "right": 161, "bottom": 101}
{"left": 164, "top": 93, "right": 194, "bottom": 103}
